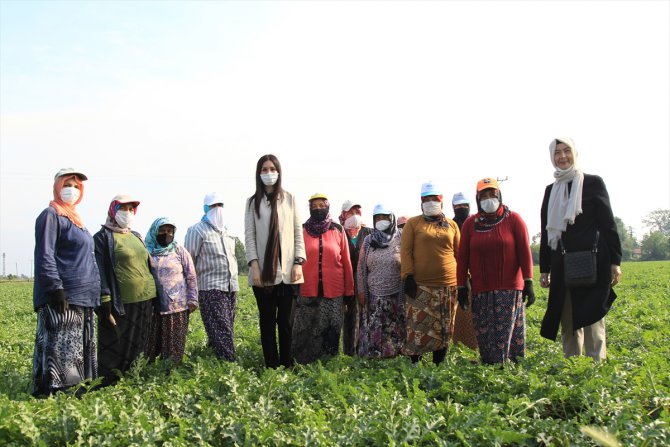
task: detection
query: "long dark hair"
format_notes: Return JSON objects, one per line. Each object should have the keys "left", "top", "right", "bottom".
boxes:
{"left": 249, "top": 154, "right": 283, "bottom": 217}
{"left": 250, "top": 154, "right": 284, "bottom": 284}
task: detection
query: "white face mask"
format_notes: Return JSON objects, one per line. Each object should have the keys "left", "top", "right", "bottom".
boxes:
{"left": 115, "top": 210, "right": 135, "bottom": 229}
{"left": 375, "top": 220, "right": 391, "bottom": 232}
{"left": 260, "top": 173, "right": 279, "bottom": 186}
{"left": 60, "top": 187, "right": 80, "bottom": 205}
{"left": 344, "top": 214, "right": 362, "bottom": 230}
{"left": 206, "top": 207, "right": 225, "bottom": 230}
{"left": 421, "top": 201, "right": 442, "bottom": 217}
{"left": 480, "top": 198, "right": 500, "bottom": 213}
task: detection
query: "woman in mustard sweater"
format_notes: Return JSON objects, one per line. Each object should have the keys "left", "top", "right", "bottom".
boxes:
{"left": 400, "top": 181, "right": 460, "bottom": 365}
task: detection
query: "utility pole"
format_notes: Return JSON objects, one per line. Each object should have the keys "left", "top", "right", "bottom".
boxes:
{"left": 2, "top": 253, "right": 5, "bottom": 277}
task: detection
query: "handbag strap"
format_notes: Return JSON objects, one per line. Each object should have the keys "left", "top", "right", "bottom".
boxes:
{"left": 560, "top": 230, "right": 600, "bottom": 255}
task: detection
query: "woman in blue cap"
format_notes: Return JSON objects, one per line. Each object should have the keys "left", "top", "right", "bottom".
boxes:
{"left": 357, "top": 204, "right": 405, "bottom": 358}
{"left": 400, "top": 181, "right": 460, "bottom": 365}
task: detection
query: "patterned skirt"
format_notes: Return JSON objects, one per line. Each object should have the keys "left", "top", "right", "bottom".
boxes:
{"left": 199, "top": 290, "right": 237, "bottom": 361}
{"left": 402, "top": 285, "right": 457, "bottom": 356}
{"left": 471, "top": 289, "right": 525, "bottom": 364}
{"left": 32, "top": 304, "right": 96, "bottom": 396}
{"left": 98, "top": 299, "right": 153, "bottom": 386}
{"left": 292, "top": 296, "right": 343, "bottom": 365}
{"left": 358, "top": 292, "right": 406, "bottom": 358}
{"left": 147, "top": 310, "right": 190, "bottom": 364}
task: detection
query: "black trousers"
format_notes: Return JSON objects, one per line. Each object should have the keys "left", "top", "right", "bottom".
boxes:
{"left": 253, "top": 284, "right": 295, "bottom": 368}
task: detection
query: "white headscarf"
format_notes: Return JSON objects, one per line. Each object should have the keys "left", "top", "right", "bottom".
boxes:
{"left": 546, "top": 137, "right": 584, "bottom": 250}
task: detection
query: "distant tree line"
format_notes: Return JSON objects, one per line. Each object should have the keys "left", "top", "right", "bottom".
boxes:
{"left": 529, "top": 209, "right": 670, "bottom": 264}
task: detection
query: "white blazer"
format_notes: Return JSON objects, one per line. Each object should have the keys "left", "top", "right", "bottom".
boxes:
{"left": 244, "top": 190, "right": 306, "bottom": 286}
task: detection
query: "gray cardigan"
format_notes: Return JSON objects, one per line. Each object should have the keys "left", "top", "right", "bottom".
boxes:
{"left": 244, "top": 191, "right": 306, "bottom": 286}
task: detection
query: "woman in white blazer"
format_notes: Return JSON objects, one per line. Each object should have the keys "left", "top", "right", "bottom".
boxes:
{"left": 245, "top": 154, "right": 306, "bottom": 368}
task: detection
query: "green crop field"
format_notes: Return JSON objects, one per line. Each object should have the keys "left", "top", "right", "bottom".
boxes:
{"left": 1, "top": 262, "right": 668, "bottom": 446}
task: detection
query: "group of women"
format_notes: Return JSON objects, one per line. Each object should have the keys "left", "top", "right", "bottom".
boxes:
{"left": 31, "top": 138, "right": 622, "bottom": 397}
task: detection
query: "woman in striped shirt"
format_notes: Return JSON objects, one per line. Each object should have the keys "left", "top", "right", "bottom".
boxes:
{"left": 185, "top": 192, "right": 239, "bottom": 361}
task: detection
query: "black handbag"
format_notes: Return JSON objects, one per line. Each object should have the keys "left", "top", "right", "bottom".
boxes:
{"left": 561, "top": 232, "right": 599, "bottom": 287}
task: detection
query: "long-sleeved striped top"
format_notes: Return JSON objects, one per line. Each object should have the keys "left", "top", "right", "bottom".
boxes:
{"left": 184, "top": 220, "right": 239, "bottom": 292}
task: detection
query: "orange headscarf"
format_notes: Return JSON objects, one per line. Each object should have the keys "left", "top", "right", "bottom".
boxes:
{"left": 49, "top": 175, "right": 85, "bottom": 229}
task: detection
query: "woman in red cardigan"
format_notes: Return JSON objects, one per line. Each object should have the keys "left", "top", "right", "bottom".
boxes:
{"left": 456, "top": 178, "right": 535, "bottom": 364}
{"left": 292, "top": 193, "right": 354, "bottom": 364}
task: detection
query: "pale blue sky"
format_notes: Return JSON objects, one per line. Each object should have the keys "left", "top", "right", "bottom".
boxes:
{"left": 1, "top": 0, "right": 669, "bottom": 275}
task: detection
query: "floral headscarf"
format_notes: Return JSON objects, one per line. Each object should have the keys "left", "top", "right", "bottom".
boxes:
{"left": 103, "top": 194, "right": 140, "bottom": 234}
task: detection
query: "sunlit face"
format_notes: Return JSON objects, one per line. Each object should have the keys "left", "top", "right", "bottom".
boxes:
{"left": 421, "top": 195, "right": 442, "bottom": 204}
{"left": 344, "top": 206, "right": 362, "bottom": 220}
{"left": 310, "top": 199, "right": 328, "bottom": 210}
{"left": 158, "top": 225, "right": 175, "bottom": 237}
{"left": 261, "top": 160, "right": 277, "bottom": 175}
{"left": 62, "top": 178, "right": 80, "bottom": 189}
{"left": 554, "top": 142, "right": 574, "bottom": 170}
{"left": 478, "top": 189, "right": 499, "bottom": 200}
{"left": 118, "top": 203, "right": 135, "bottom": 212}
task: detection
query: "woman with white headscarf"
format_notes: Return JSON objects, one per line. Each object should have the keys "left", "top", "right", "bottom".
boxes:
{"left": 539, "top": 137, "right": 622, "bottom": 361}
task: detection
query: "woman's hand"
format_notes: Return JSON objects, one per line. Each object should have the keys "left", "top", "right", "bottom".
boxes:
{"left": 539, "top": 273, "right": 550, "bottom": 288}
{"left": 291, "top": 264, "right": 303, "bottom": 283}
{"left": 250, "top": 260, "right": 262, "bottom": 287}
{"left": 611, "top": 265, "right": 622, "bottom": 286}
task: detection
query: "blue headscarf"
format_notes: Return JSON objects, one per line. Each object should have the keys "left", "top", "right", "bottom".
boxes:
{"left": 146, "top": 217, "right": 178, "bottom": 255}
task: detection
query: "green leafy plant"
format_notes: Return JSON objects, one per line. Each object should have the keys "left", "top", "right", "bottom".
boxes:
{"left": 1, "top": 262, "right": 668, "bottom": 445}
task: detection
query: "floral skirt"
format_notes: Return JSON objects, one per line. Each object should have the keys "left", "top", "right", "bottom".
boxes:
{"left": 147, "top": 310, "right": 190, "bottom": 363}
{"left": 471, "top": 290, "right": 525, "bottom": 364}
{"left": 199, "top": 290, "right": 237, "bottom": 361}
{"left": 402, "top": 285, "right": 457, "bottom": 356}
{"left": 358, "top": 291, "right": 406, "bottom": 358}
{"left": 32, "top": 304, "right": 96, "bottom": 396}
{"left": 292, "top": 296, "right": 343, "bottom": 364}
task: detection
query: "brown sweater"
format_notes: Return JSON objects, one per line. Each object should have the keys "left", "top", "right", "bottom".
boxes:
{"left": 400, "top": 215, "right": 460, "bottom": 287}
